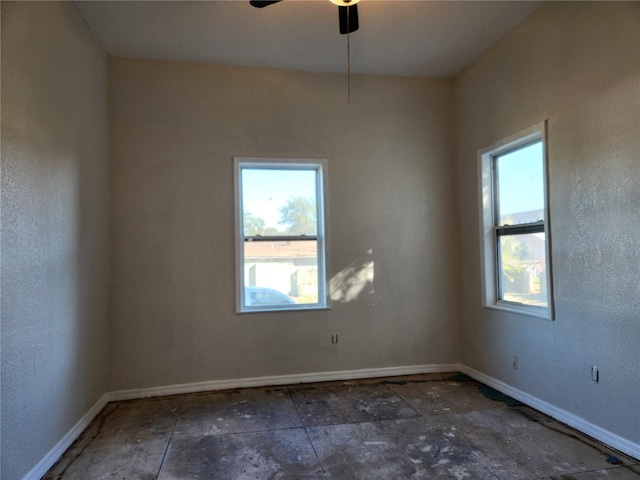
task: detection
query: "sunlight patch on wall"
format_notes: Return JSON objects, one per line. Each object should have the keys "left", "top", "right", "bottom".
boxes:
{"left": 330, "top": 250, "right": 375, "bottom": 303}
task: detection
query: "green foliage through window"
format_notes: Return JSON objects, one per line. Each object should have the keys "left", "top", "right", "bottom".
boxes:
{"left": 278, "top": 197, "right": 317, "bottom": 235}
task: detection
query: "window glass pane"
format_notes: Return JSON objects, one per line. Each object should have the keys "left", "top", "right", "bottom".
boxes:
{"left": 495, "top": 141, "right": 544, "bottom": 226}
{"left": 242, "top": 169, "right": 317, "bottom": 236}
{"left": 243, "top": 240, "right": 319, "bottom": 306}
{"left": 498, "top": 233, "right": 548, "bottom": 307}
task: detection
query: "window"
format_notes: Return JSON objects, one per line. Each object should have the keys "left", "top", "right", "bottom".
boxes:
{"left": 478, "top": 122, "right": 554, "bottom": 319}
{"left": 234, "top": 158, "right": 328, "bottom": 312}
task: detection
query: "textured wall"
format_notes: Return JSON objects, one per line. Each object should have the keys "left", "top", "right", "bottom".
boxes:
{"left": 0, "top": 3, "right": 110, "bottom": 479}
{"left": 454, "top": 2, "right": 640, "bottom": 445}
{"left": 108, "top": 58, "right": 458, "bottom": 391}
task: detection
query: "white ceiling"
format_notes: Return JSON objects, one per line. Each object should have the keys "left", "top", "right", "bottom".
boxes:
{"left": 75, "top": 0, "right": 542, "bottom": 78}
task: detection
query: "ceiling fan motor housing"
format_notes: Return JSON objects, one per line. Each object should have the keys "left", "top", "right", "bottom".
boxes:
{"left": 250, "top": 0, "right": 360, "bottom": 35}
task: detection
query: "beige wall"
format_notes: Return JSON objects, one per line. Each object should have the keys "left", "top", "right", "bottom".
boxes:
{"left": 1, "top": 3, "right": 110, "bottom": 479}
{"left": 454, "top": 2, "right": 640, "bottom": 445}
{"left": 108, "top": 58, "right": 459, "bottom": 391}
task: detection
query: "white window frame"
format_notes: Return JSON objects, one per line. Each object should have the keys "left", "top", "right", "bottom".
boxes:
{"left": 478, "top": 121, "right": 554, "bottom": 320}
{"left": 234, "top": 157, "right": 328, "bottom": 313}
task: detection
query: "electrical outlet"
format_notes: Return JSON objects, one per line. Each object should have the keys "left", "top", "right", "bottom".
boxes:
{"left": 331, "top": 334, "right": 339, "bottom": 344}
{"left": 512, "top": 355, "right": 518, "bottom": 370}
{"left": 591, "top": 365, "right": 599, "bottom": 383}
{"left": 469, "top": 340, "right": 475, "bottom": 352}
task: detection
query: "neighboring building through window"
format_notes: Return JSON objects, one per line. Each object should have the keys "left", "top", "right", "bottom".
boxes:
{"left": 234, "top": 158, "right": 327, "bottom": 312}
{"left": 478, "top": 122, "right": 554, "bottom": 319}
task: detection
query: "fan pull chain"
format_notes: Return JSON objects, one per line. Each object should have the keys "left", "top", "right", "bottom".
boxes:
{"left": 347, "top": 31, "right": 351, "bottom": 104}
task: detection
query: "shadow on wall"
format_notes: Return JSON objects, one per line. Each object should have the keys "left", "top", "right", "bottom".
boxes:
{"left": 330, "top": 249, "right": 375, "bottom": 303}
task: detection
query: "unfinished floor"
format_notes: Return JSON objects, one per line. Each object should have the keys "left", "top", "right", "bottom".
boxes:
{"left": 44, "top": 373, "right": 639, "bottom": 479}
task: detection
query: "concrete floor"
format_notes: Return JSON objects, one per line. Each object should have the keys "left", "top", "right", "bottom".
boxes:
{"left": 44, "top": 373, "right": 639, "bottom": 479}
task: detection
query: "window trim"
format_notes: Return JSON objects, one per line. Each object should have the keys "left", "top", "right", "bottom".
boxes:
{"left": 477, "top": 121, "right": 554, "bottom": 320}
{"left": 234, "top": 157, "right": 329, "bottom": 313}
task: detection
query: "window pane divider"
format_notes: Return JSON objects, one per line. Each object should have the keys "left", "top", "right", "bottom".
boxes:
{"left": 495, "top": 223, "right": 544, "bottom": 236}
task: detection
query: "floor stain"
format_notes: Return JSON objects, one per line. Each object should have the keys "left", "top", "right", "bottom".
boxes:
{"left": 478, "top": 385, "right": 524, "bottom": 407}
{"left": 448, "top": 373, "right": 474, "bottom": 382}
{"left": 51, "top": 403, "right": 122, "bottom": 479}
{"left": 508, "top": 402, "right": 638, "bottom": 473}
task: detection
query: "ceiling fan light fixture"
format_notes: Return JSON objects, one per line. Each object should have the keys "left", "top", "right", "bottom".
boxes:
{"left": 330, "top": 0, "right": 361, "bottom": 6}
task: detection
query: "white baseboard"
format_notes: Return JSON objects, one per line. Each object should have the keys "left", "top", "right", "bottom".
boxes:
{"left": 460, "top": 365, "right": 640, "bottom": 461}
{"left": 21, "top": 394, "right": 109, "bottom": 480}
{"left": 107, "top": 363, "right": 462, "bottom": 402}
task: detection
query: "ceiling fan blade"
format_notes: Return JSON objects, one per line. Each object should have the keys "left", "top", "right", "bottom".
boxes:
{"left": 250, "top": 0, "right": 282, "bottom": 8}
{"left": 338, "top": 5, "right": 359, "bottom": 34}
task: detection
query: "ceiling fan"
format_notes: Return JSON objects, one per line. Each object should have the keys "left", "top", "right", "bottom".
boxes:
{"left": 249, "top": 0, "right": 360, "bottom": 35}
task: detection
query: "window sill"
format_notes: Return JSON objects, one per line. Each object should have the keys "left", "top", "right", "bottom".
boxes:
{"left": 483, "top": 302, "right": 554, "bottom": 321}
{"left": 237, "top": 305, "right": 331, "bottom": 315}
